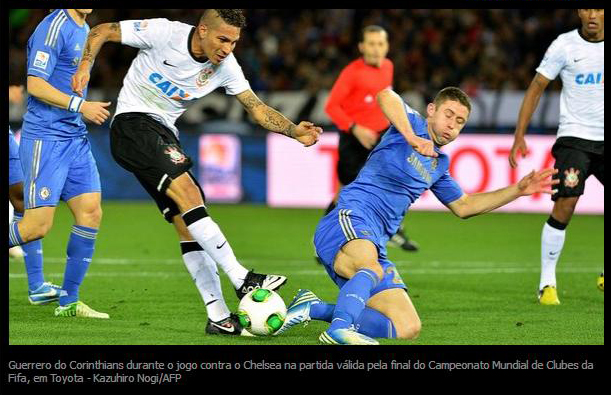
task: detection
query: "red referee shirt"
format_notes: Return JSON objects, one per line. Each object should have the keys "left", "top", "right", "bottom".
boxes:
{"left": 324, "top": 57, "right": 393, "bottom": 134}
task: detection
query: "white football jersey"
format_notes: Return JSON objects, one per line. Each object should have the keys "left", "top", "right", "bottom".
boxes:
{"left": 536, "top": 29, "right": 604, "bottom": 141}
{"left": 114, "top": 18, "right": 251, "bottom": 137}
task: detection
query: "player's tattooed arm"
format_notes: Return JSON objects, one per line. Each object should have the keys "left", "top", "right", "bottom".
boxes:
{"left": 72, "top": 22, "right": 122, "bottom": 97}
{"left": 81, "top": 23, "right": 122, "bottom": 67}
{"left": 237, "top": 90, "right": 296, "bottom": 138}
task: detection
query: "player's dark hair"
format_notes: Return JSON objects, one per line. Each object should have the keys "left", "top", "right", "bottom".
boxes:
{"left": 434, "top": 87, "right": 471, "bottom": 113}
{"left": 200, "top": 9, "right": 246, "bottom": 28}
{"left": 360, "top": 25, "right": 387, "bottom": 42}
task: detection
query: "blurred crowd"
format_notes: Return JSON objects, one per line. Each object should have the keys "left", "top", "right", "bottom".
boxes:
{"left": 10, "top": 9, "right": 577, "bottom": 100}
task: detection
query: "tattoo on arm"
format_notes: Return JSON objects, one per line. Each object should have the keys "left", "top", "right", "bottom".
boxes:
{"left": 238, "top": 91, "right": 297, "bottom": 138}
{"left": 261, "top": 107, "right": 296, "bottom": 138}
{"left": 82, "top": 23, "right": 122, "bottom": 67}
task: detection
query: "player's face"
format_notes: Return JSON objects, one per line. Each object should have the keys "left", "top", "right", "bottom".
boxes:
{"left": 426, "top": 100, "right": 469, "bottom": 146}
{"left": 578, "top": 9, "right": 604, "bottom": 38}
{"left": 359, "top": 31, "right": 389, "bottom": 67}
{"left": 199, "top": 21, "right": 241, "bottom": 65}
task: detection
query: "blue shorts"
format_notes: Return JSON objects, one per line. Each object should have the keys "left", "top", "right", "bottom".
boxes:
{"left": 20, "top": 136, "right": 101, "bottom": 209}
{"left": 9, "top": 130, "right": 24, "bottom": 186}
{"left": 313, "top": 207, "right": 408, "bottom": 296}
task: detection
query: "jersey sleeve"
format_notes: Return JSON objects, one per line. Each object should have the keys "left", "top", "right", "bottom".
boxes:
{"left": 222, "top": 55, "right": 251, "bottom": 95}
{"left": 27, "top": 20, "right": 65, "bottom": 81}
{"left": 120, "top": 18, "right": 172, "bottom": 49}
{"left": 324, "top": 64, "right": 356, "bottom": 132}
{"left": 536, "top": 36, "right": 567, "bottom": 81}
{"left": 430, "top": 170, "right": 464, "bottom": 205}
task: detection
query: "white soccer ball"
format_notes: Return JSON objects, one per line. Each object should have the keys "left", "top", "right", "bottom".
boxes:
{"left": 237, "top": 289, "right": 287, "bottom": 336}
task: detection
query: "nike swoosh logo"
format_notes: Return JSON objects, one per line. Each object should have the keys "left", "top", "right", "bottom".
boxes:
{"left": 163, "top": 60, "right": 177, "bottom": 67}
{"left": 574, "top": 58, "right": 585, "bottom": 63}
{"left": 210, "top": 322, "right": 236, "bottom": 333}
{"left": 216, "top": 241, "right": 227, "bottom": 249}
{"left": 549, "top": 251, "right": 559, "bottom": 256}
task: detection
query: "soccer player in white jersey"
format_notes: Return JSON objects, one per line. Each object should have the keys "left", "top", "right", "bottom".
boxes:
{"left": 509, "top": 9, "right": 604, "bottom": 304}
{"left": 71, "top": 9, "right": 323, "bottom": 335}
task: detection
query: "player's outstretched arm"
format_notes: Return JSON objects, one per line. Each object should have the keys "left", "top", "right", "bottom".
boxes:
{"left": 236, "top": 89, "right": 322, "bottom": 147}
{"left": 376, "top": 89, "right": 437, "bottom": 157}
{"left": 446, "top": 168, "right": 559, "bottom": 219}
{"left": 27, "top": 76, "right": 111, "bottom": 125}
{"left": 72, "top": 22, "right": 122, "bottom": 97}
{"left": 509, "top": 73, "right": 551, "bottom": 168}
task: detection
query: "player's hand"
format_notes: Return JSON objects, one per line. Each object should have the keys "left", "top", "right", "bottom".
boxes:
{"left": 71, "top": 68, "right": 91, "bottom": 98}
{"left": 80, "top": 101, "right": 111, "bottom": 125}
{"left": 406, "top": 134, "right": 438, "bottom": 158}
{"left": 352, "top": 124, "right": 378, "bottom": 150}
{"left": 509, "top": 136, "right": 528, "bottom": 169}
{"left": 517, "top": 168, "right": 559, "bottom": 196}
{"left": 294, "top": 121, "right": 323, "bottom": 147}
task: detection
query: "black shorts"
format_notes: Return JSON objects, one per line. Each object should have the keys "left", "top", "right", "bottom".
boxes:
{"left": 337, "top": 130, "right": 384, "bottom": 185}
{"left": 110, "top": 112, "right": 205, "bottom": 222}
{"left": 551, "top": 136, "right": 604, "bottom": 201}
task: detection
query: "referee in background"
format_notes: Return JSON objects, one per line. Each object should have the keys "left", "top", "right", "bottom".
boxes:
{"left": 323, "top": 25, "right": 419, "bottom": 253}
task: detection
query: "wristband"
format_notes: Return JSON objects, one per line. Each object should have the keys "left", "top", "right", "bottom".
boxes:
{"left": 68, "top": 96, "right": 84, "bottom": 113}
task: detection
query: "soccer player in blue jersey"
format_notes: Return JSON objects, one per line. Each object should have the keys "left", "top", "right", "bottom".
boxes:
{"left": 7, "top": 9, "right": 113, "bottom": 318}
{"left": 277, "top": 87, "right": 559, "bottom": 345}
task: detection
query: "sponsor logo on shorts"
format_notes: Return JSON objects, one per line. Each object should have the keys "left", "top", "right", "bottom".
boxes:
{"left": 564, "top": 168, "right": 580, "bottom": 188}
{"left": 165, "top": 146, "right": 187, "bottom": 165}
{"left": 39, "top": 187, "right": 51, "bottom": 200}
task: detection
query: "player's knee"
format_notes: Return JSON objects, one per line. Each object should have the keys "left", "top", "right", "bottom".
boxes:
{"left": 394, "top": 316, "right": 421, "bottom": 340}
{"left": 23, "top": 219, "right": 52, "bottom": 241}
{"left": 77, "top": 205, "right": 103, "bottom": 228}
{"left": 169, "top": 181, "right": 203, "bottom": 211}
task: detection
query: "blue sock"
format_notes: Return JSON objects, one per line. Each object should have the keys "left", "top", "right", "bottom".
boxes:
{"left": 14, "top": 213, "right": 45, "bottom": 291}
{"left": 311, "top": 301, "right": 397, "bottom": 338}
{"left": 310, "top": 301, "right": 335, "bottom": 322}
{"left": 9, "top": 221, "right": 24, "bottom": 248}
{"left": 355, "top": 307, "right": 397, "bottom": 339}
{"left": 328, "top": 269, "right": 380, "bottom": 332}
{"left": 60, "top": 225, "right": 98, "bottom": 305}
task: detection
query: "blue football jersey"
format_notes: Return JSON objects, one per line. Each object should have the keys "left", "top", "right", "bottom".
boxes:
{"left": 337, "top": 102, "right": 464, "bottom": 239}
{"left": 22, "top": 9, "right": 90, "bottom": 140}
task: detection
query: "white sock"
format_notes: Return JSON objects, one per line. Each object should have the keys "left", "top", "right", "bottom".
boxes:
{"left": 540, "top": 222, "right": 566, "bottom": 290}
{"left": 181, "top": 243, "right": 231, "bottom": 322}
{"left": 184, "top": 212, "right": 248, "bottom": 290}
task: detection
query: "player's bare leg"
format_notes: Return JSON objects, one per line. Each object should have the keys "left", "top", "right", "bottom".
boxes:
{"left": 9, "top": 184, "right": 58, "bottom": 303}
{"left": 54, "top": 192, "right": 108, "bottom": 319}
{"left": 12, "top": 206, "right": 56, "bottom": 244}
{"left": 317, "top": 239, "right": 382, "bottom": 345}
{"left": 539, "top": 196, "right": 579, "bottom": 305}
{"left": 166, "top": 172, "right": 286, "bottom": 299}
{"left": 366, "top": 288, "right": 421, "bottom": 339}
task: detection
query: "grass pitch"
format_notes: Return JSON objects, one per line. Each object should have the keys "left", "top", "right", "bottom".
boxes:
{"left": 8, "top": 202, "right": 604, "bottom": 345}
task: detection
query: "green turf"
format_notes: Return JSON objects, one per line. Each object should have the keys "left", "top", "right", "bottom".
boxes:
{"left": 9, "top": 202, "right": 604, "bottom": 345}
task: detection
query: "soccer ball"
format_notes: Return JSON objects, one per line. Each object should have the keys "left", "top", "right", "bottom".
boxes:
{"left": 237, "top": 289, "right": 287, "bottom": 336}
{"left": 597, "top": 273, "right": 604, "bottom": 292}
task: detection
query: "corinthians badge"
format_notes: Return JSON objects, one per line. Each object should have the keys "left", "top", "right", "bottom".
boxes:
{"left": 196, "top": 66, "right": 215, "bottom": 88}
{"left": 563, "top": 168, "right": 580, "bottom": 188}
{"left": 165, "top": 146, "right": 187, "bottom": 165}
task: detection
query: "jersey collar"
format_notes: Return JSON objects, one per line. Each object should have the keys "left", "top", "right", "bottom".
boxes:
{"left": 578, "top": 28, "right": 604, "bottom": 43}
